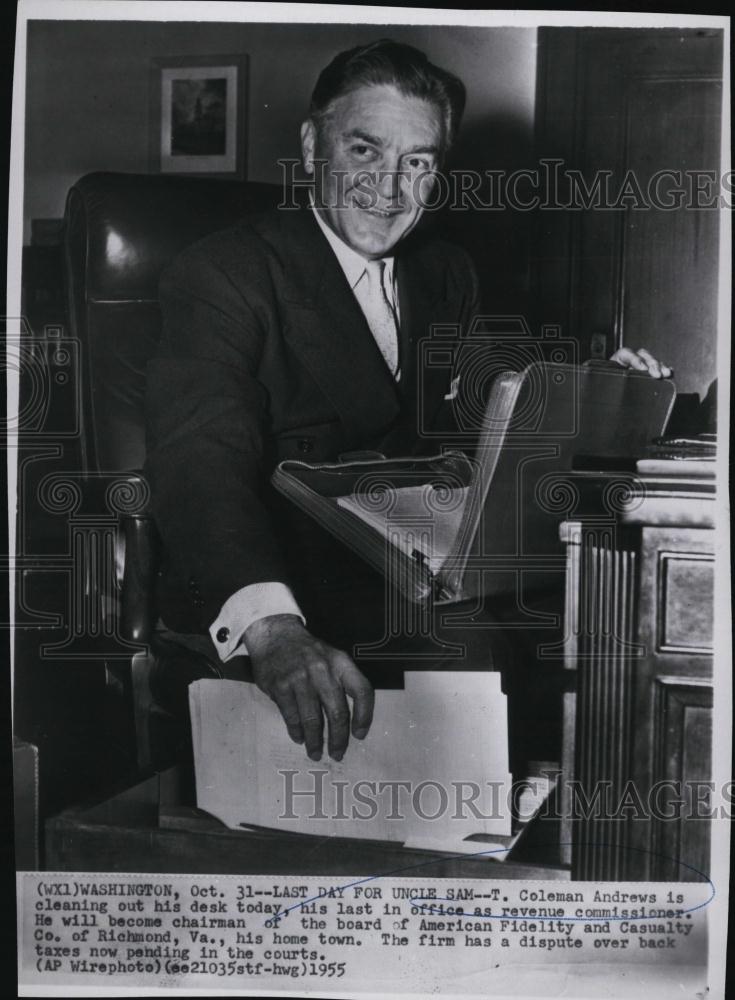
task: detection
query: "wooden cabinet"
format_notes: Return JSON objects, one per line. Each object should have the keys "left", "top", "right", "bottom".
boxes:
{"left": 560, "top": 479, "right": 715, "bottom": 880}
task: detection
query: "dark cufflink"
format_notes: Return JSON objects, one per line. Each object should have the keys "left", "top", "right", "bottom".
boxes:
{"left": 216, "top": 627, "right": 230, "bottom": 643}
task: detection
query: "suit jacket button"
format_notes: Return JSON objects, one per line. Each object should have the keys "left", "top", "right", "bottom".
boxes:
{"left": 297, "top": 439, "right": 314, "bottom": 454}
{"left": 216, "top": 627, "right": 230, "bottom": 643}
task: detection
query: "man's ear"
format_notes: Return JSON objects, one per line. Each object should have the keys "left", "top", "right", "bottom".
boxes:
{"left": 300, "top": 119, "right": 316, "bottom": 176}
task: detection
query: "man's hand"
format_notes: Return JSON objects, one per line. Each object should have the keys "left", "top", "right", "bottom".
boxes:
{"left": 245, "top": 614, "right": 374, "bottom": 762}
{"left": 609, "top": 347, "right": 672, "bottom": 379}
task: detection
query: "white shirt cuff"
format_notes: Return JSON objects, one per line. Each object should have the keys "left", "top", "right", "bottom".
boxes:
{"left": 209, "top": 582, "right": 305, "bottom": 661}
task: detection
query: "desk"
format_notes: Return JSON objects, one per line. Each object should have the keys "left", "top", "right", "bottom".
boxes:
{"left": 45, "top": 769, "right": 569, "bottom": 880}
{"left": 43, "top": 473, "right": 715, "bottom": 883}
{"left": 559, "top": 472, "right": 715, "bottom": 881}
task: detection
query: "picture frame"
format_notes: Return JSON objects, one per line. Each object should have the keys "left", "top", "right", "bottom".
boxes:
{"left": 149, "top": 54, "right": 248, "bottom": 180}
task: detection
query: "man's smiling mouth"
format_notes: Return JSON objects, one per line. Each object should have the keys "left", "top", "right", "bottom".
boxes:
{"left": 354, "top": 202, "right": 403, "bottom": 218}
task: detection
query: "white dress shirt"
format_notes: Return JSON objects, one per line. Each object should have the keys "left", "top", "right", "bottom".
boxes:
{"left": 311, "top": 206, "right": 401, "bottom": 343}
{"left": 210, "top": 207, "right": 401, "bottom": 661}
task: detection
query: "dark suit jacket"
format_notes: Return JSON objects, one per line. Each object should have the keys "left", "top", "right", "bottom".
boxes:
{"left": 145, "top": 205, "right": 480, "bottom": 633}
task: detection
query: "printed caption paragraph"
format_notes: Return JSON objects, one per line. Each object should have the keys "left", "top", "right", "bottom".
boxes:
{"left": 18, "top": 872, "right": 711, "bottom": 993}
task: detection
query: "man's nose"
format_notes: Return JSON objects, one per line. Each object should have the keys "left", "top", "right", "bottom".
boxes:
{"left": 376, "top": 165, "right": 402, "bottom": 202}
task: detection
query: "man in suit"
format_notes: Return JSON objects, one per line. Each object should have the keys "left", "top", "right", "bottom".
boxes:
{"left": 146, "top": 39, "right": 670, "bottom": 767}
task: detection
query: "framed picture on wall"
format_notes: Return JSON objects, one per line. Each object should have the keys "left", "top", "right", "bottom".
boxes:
{"left": 149, "top": 54, "right": 248, "bottom": 179}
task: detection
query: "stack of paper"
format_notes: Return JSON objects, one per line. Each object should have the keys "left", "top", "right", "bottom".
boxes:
{"left": 190, "top": 672, "right": 522, "bottom": 853}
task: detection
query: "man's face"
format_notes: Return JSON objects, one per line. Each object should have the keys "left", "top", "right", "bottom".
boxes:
{"left": 301, "top": 83, "right": 443, "bottom": 259}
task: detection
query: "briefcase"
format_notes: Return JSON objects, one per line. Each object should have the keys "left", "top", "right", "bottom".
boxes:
{"left": 272, "top": 362, "right": 676, "bottom": 604}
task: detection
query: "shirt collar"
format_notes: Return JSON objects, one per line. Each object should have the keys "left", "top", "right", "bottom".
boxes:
{"left": 310, "top": 204, "right": 395, "bottom": 291}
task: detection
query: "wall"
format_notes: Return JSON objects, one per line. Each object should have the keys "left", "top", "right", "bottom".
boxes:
{"left": 23, "top": 20, "right": 537, "bottom": 305}
{"left": 24, "top": 21, "right": 536, "bottom": 226}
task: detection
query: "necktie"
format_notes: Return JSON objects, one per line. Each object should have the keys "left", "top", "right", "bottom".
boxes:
{"left": 362, "top": 259, "right": 400, "bottom": 379}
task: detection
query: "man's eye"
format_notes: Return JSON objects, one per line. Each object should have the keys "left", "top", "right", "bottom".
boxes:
{"left": 405, "top": 157, "right": 434, "bottom": 172}
{"left": 351, "top": 145, "right": 376, "bottom": 159}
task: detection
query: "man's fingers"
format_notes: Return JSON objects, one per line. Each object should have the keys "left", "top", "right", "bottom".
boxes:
{"left": 611, "top": 346, "right": 671, "bottom": 379}
{"left": 272, "top": 686, "right": 305, "bottom": 745}
{"left": 309, "top": 655, "right": 352, "bottom": 760}
{"left": 612, "top": 347, "right": 648, "bottom": 371}
{"left": 335, "top": 656, "right": 375, "bottom": 740}
{"left": 294, "top": 688, "right": 324, "bottom": 761}
{"left": 637, "top": 348, "right": 672, "bottom": 378}
{"left": 320, "top": 686, "right": 352, "bottom": 762}
{"left": 636, "top": 348, "right": 662, "bottom": 378}
{"left": 257, "top": 641, "right": 373, "bottom": 762}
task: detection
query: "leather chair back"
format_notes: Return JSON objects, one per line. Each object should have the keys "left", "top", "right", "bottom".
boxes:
{"left": 63, "top": 172, "right": 282, "bottom": 472}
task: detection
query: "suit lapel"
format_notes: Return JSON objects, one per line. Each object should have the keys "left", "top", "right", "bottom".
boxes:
{"left": 277, "top": 208, "right": 461, "bottom": 448}
{"left": 394, "top": 239, "right": 460, "bottom": 438}
{"left": 280, "top": 210, "right": 401, "bottom": 440}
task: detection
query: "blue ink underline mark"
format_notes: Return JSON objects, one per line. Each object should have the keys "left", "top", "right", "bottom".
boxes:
{"left": 262, "top": 841, "right": 715, "bottom": 926}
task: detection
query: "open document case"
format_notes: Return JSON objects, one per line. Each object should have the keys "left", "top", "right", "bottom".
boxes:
{"left": 272, "top": 362, "right": 676, "bottom": 603}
